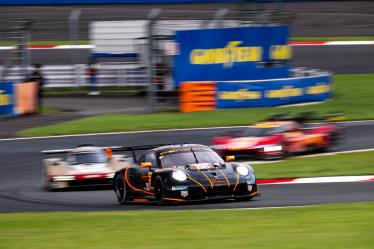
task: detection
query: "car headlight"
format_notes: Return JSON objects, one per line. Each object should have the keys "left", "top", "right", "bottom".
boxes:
{"left": 263, "top": 145, "right": 283, "bottom": 152}
{"left": 172, "top": 170, "right": 187, "bottom": 182}
{"left": 106, "top": 173, "right": 115, "bottom": 178}
{"left": 236, "top": 165, "right": 249, "bottom": 176}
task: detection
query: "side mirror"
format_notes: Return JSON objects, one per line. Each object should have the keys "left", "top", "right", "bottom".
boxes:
{"left": 225, "top": 155, "right": 235, "bottom": 162}
{"left": 140, "top": 162, "right": 152, "bottom": 169}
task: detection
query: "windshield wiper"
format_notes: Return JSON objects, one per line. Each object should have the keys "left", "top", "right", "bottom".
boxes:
{"left": 190, "top": 148, "right": 199, "bottom": 163}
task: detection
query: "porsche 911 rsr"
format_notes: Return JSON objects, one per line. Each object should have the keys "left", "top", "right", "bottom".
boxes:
{"left": 42, "top": 145, "right": 131, "bottom": 190}
{"left": 113, "top": 144, "right": 258, "bottom": 205}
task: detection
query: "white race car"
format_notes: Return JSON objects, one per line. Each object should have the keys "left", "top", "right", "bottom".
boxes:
{"left": 41, "top": 145, "right": 131, "bottom": 190}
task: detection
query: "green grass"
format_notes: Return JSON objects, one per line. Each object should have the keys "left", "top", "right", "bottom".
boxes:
{"left": 18, "top": 74, "right": 374, "bottom": 137}
{"left": 0, "top": 202, "right": 373, "bottom": 249}
{"left": 252, "top": 151, "right": 374, "bottom": 179}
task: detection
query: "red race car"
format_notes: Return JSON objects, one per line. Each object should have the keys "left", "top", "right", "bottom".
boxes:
{"left": 212, "top": 114, "right": 344, "bottom": 160}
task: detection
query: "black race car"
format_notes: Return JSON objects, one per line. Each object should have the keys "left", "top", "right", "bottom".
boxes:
{"left": 113, "top": 144, "right": 259, "bottom": 205}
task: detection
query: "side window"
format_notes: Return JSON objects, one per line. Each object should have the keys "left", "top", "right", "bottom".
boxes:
{"left": 66, "top": 153, "right": 76, "bottom": 164}
{"left": 144, "top": 152, "right": 158, "bottom": 169}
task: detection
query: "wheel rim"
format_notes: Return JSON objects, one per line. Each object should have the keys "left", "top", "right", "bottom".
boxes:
{"left": 115, "top": 174, "right": 126, "bottom": 203}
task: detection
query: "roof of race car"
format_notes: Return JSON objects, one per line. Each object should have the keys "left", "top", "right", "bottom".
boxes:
{"left": 151, "top": 144, "right": 211, "bottom": 154}
{"left": 250, "top": 121, "right": 295, "bottom": 129}
{"left": 71, "top": 146, "right": 103, "bottom": 153}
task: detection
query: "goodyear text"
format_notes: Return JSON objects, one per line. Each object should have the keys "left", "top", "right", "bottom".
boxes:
{"left": 190, "top": 41, "right": 263, "bottom": 67}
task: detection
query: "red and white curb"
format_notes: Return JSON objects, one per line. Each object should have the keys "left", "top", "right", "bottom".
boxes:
{"left": 258, "top": 175, "right": 374, "bottom": 185}
{"left": 0, "top": 45, "right": 93, "bottom": 50}
{"left": 0, "top": 41, "right": 373, "bottom": 50}
{"left": 290, "top": 41, "right": 374, "bottom": 46}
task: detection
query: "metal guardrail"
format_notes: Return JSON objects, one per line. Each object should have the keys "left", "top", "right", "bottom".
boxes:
{"left": 0, "top": 63, "right": 148, "bottom": 88}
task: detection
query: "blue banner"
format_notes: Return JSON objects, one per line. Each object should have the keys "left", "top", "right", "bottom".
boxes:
{"left": 0, "top": 82, "right": 15, "bottom": 116}
{"left": 174, "top": 26, "right": 291, "bottom": 87}
{"left": 216, "top": 74, "right": 332, "bottom": 109}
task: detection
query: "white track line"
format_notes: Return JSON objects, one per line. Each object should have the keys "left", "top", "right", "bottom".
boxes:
{"left": 1, "top": 119, "right": 374, "bottom": 142}
{"left": 257, "top": 175, "right": 374, "bottom": 185}
{"left": 248, "top": 148, "right": 374, "bottom": 165}
{"left": 0, "top": 125, "right": 248, "bottom": 142}
{"left": 326, "top": 41, "right": 374, "bottom": 46}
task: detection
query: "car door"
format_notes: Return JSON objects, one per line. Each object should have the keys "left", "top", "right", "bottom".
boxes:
{"left": 139, "top": 151, "right": 158, "bottom": 191}
{"left": 282, "top": 123, "right": 306, "bottom": 151}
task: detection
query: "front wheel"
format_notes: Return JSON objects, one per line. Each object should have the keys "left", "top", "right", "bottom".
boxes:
{"left": 325, "top": 133, "right": 341, "bottom": 152}
{"left": 153, "top": 176, "right": 165, "bottom": 206}
{"left": 114, "top": 172, "right": 129, "bottom": 204}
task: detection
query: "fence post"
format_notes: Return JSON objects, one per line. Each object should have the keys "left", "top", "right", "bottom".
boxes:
{"left": 213, "top": 8, "right": 228, "bottom": 28}
{"left": 69, "top": 9, "right": 81, "bottom": 87}
{"left": 18, "top": 20, "right": 32, "bottom": 81}
{"left": 145, "top": 8, "right": 161, "bottom": 113}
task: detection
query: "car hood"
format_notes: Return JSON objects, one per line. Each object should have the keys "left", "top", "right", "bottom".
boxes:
{"left": 67, "top": 163, "right": 112, "bottom": 175}
{"left": 225, "top": 137, "right": 264, "bottom": 149}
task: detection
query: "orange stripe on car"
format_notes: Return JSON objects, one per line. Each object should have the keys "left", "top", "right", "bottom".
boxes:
{"left": 163, "top": 197, "right": 186, "bottom": 202}
{"left": 199, "top": 170, "right": 214, "bottom": 188}
{"left": 124, "top": 168, "right": 154, "bottom": 196}
{"left": 219, "top": 170, "right": 230, "bottom": 188}
{"left": 188, "top": 176, "right": 207, "bottom": 193}
{"left": 233, "top": 172, "right": 240, "bottom": 191}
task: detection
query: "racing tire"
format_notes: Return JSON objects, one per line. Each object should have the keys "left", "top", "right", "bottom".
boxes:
{"left": 153, "top": 176, "right": 166, "bottom": 206}
{"left": 114, "top": 172, "right": 129, "bottom": 205}
{"left": 325, "top": 132, "right": 340, "bottom": 152}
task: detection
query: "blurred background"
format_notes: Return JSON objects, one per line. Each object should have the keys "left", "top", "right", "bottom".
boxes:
{"left": 0, "top": 0, "right": 373, "bottom": 118}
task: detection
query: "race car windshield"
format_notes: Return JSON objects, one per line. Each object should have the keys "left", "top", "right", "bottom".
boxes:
{"left": 68, "top": 152, "right": 107, "bottom": 164}
{"left": 159, "top": 149, "right": 224, "bottom": 168}
{"left": 242, "top": 127, "right": 280, "bottom": 137}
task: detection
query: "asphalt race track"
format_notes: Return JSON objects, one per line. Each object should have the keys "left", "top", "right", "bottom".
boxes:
{"left": 0, "top": 121, "right": 374, "bottom": 213}
{"left": 30, "top": 45, "right": 374, "bottom": 74}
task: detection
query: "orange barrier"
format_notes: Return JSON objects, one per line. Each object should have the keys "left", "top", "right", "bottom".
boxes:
{"left": 15, "top": 82, "right": 38, "bottom": 114}
{"left": 179, "top": 82, "right": 217, "bottom": 113}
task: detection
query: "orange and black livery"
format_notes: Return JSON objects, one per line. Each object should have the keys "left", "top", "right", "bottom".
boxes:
{"left": 113, "top": 144, "right": 258, "bottom": 205}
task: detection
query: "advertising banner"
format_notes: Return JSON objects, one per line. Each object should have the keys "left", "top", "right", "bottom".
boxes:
{"left": 174, "top": 26, "right": 291, "bottom": 87}
{"left": 0, "top": 82, "right": 15, "bottom": 116}
{"left": 15, "top": 82, "right": 38, "bottom": 114}
{"left": 216, "top": 74, "right": 332, "bottom": 109}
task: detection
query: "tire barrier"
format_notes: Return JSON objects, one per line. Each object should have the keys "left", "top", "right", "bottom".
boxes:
{"left": 179, "top": 72, "right": 332, "bottom": 113}
{"left": 179, "top": 82, "right": 217, "bottom": 113}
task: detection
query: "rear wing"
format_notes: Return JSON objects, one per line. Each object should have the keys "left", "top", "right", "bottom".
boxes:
{"left": 110, "top": 144, "right": 169, "bottom": 161}
{"left": 42, "top": 144, "right": 169, "bottom": 161}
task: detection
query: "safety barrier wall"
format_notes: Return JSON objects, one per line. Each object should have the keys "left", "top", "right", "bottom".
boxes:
{"left": 173, "top": 26, "right": 291, "bottom": 88}
{"left": 1, "top": 64, "right": 148, "bottom": 88}
{"left": 0, "top": 81, "right": 14, "bottom": 115}
{"left": 0, "top": 81, "right": 38, "bottom": 116}
{"left": 179, "top": 73, "right": 332, "bottom": 112}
